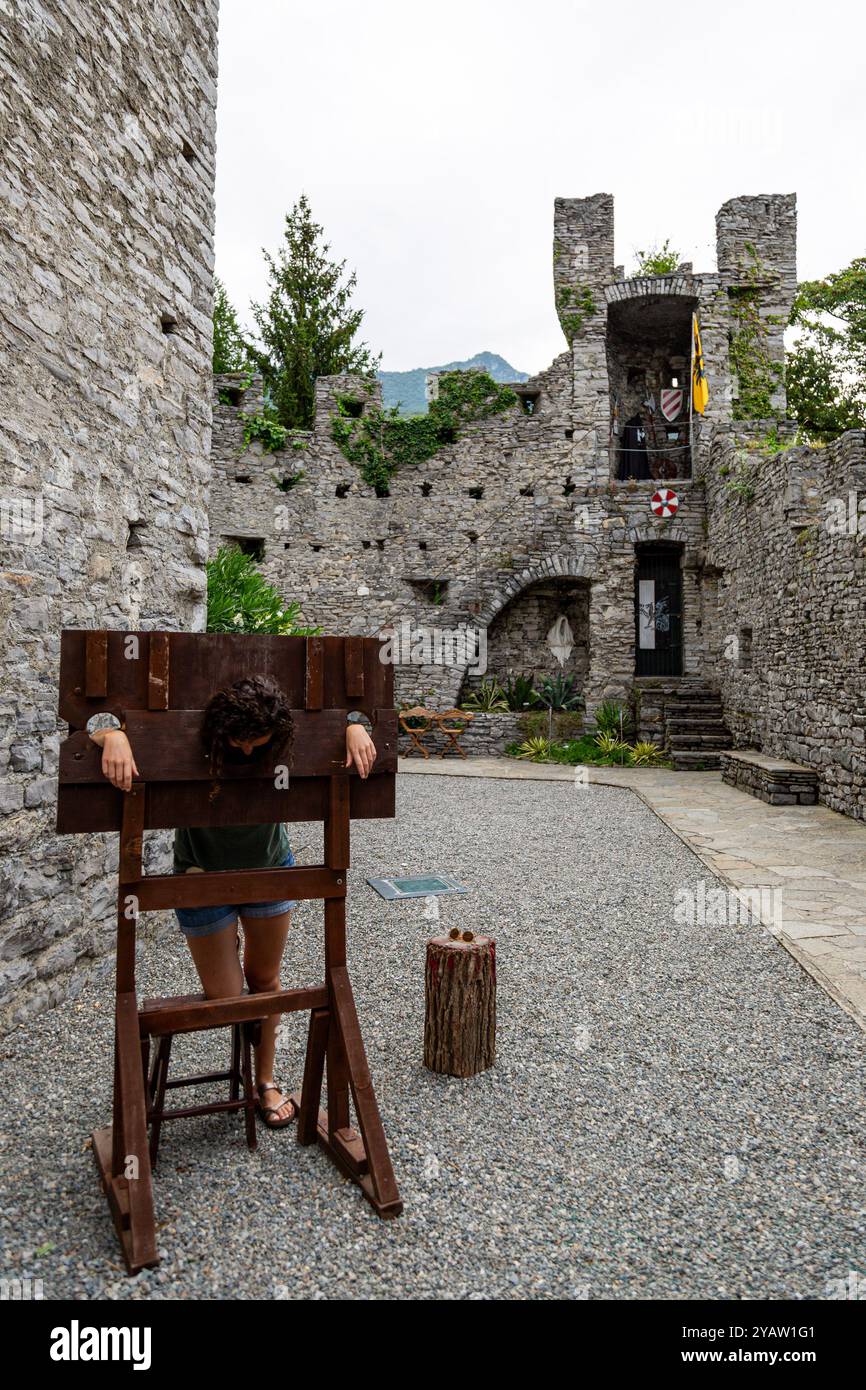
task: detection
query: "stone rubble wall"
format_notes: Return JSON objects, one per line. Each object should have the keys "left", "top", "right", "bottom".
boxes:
{"left": 0, "top": 0, "right": 219, "bottom": 1028}
{"left": 702, "top": 427, "right": 866, "bottom": 819}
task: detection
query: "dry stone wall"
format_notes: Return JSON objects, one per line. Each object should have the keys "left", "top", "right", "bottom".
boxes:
{"left": 0, "top": 0, "right": 219, "bottom": 1027}
{"left": 701, "top": 426, "right": 866, "bottom": 819}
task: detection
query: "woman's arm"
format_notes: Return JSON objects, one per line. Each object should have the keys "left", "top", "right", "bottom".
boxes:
{"left": 345, "top": 720, "right": 377, "bottom": 779}
{"left": 87, "top": 717, "right": 139, "bottom": 792}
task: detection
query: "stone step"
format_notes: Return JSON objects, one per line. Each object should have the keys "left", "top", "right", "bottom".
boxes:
{"left": 666, "top": 702, "right": 724, "bottom": 717}
{"left": 666, "top": 718, "right": 729, "bottom": 733}
{"left": 669, "top": 734, "right": 733, "bottom": 749}
{"left": 670, "top": 751, "right": 723, "bottom": 771}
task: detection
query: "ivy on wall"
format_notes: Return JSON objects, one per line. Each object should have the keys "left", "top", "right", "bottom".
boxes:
{"left": 729, "top": 242, "right": 783, "bottom": 420}
{"left": 556, "top": 284, "right": 596, "bottom": 341}
{"left": 330, "top": 370, "right": 518, "bottom": 494}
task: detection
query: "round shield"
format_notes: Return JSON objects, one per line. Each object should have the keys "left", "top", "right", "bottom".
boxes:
{"left": 650, "top": 488, "right": 679, "bottom": 518}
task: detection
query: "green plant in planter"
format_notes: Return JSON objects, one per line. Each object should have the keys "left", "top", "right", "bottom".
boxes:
{"left": 461, "top": 678, "right": 509, "bottom": 713}
{"left": 504, "top": 671, "right": 541, "bottom": 711}
{"left": 533, "top": 672, "right": 584, "bottom": 712}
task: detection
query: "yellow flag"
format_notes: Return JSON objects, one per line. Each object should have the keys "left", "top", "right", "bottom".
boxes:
{"left": 692, "top": 312, "right": 709, "bottom": 415}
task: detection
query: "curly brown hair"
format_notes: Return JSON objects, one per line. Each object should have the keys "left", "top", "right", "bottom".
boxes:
{"left": 201, "top": 675, "right": 294, "bottom": 782}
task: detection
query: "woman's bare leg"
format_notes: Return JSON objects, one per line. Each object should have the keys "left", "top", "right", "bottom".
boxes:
{"left": 240, "top": 909, "right": 294, "bottom": 1121}
{"left": 185, "top": 919, "right": 244, "bottom": 1000}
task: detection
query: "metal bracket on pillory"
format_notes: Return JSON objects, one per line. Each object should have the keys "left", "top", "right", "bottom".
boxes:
{"left": 57, "top": 630, "right": 401, "bottom": 1274}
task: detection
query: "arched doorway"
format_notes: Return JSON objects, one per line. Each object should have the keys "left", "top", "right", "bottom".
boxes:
{"left": 461, "top": 576, "right": 590, "bottom": 700}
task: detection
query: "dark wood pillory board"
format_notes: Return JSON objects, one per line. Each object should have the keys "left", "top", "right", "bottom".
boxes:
{"left": 56, "top": 630, "right": 401, "bottom": 1273}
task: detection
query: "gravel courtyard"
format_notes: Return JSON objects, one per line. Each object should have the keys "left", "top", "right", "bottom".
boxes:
{"left": 2, "top": 775, "right": 864, "bottom": 1300}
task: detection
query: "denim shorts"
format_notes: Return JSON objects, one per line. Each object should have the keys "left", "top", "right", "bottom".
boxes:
{"left": 174, "top": 850, "right": 299, "bottom": 938}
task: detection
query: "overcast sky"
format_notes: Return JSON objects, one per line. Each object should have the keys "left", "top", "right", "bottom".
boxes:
{"left": 214, "top": 0, "right": 864, "bottom": 377}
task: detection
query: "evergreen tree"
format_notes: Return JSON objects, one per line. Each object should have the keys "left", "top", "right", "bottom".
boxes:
{"left": 212, "top": 276, "right": 252, "bottom": 373}
{"left": 249, "top": 193, "right": 380, "bottom": 429}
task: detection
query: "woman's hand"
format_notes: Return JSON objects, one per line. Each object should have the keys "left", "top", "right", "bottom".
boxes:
{"left": 92, "top": 729, "right": 140, "bottom": 792}
{"left": 345, "top": 722, "right": 377, "bottom": 779}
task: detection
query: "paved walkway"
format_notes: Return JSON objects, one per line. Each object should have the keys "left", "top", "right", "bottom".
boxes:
{"left": 400, "top": 757, "right": 866, "bottom": 1031}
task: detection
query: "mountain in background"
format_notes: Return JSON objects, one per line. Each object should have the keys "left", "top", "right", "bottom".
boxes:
{"left": 378, "top": 350, "right": 529, "bottom": 416}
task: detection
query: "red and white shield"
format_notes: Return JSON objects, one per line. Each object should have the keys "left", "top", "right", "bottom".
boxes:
{"left": 651, "top": 488, "right": 679, "bottom": 518}
{"left": 659, "top": 388, "right": 683, "bottom": 421}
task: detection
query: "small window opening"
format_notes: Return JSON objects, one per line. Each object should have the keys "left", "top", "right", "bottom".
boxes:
{"left": 563, "top": 476, "right": 576, "bottom": 496}
{"left": 738, "top": 626, "right": 753, "bottom": 671}
{"left": 225, "top": 536, "right": 264, "bottom": 561}
{"left": 311, "top": 543, "right": 322, "bottom": 553}
{"left": 565, "top": 429, "right": 574, "bottom": 440}
{"left": 420, "top": 481, "right": 433, "bottom": 497}
{"left": 519, "top": 484, "right": 534, "bottom": 497}
{"left": 224, "top": 387, "right": 244, "bottom": 408}
{"left": 466, "top": 530, "right": 479, "bottom": 544}
{"left": 235, "top": 474, "right": 251, "bottom": 484}
{"left": 467, "top": 486, "right": 484, "bottom": 500}
{"left": 362, "top": 540, "right": 371, "bottom": 550}
{"left": 519, "top": 392, "right": 540, "bottom": 416}
{"left": 160, "top": 313, "right": 178, "bottom": 334}
{"left": 375, "top": 539, "right": 385, "bottom": 551}
{"left": 338, "top": 396, "right": 364, "bottom": 419}
{"left": 418, "top": 540, "right": 427, "bottom": 551}
{"left": 126, "top": 521, "right": 148, "bottom": 551}
{"left": 181, "top": 138, "right": 197, "bottom": 164}
{"left": 335, "top": 482, "right": 351, "bottom": 499}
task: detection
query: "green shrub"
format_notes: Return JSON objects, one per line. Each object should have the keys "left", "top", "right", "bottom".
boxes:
{"left": 514, "top": 736, "right": 554, "bottom": 761}
{"left": 504, "top": 670, "right": 541, "bottom": 711}
{"left": 533, "top": 672, "right": 584, "bottom": 712}
{"left": 629, "top": 740, "right": 665, "bottom": 766}
{"left": 593, "top": 700, "right": 632, "bottom": 738}
{"left": 461, "top": 679, "right": 509, "bottom": 712}
{"left": 206, "top": 545, "right": 322, "bottom": 635}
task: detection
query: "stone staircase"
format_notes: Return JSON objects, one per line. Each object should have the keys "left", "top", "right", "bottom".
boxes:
{"left": 662, "top": 682, "right": 733, "bottom": 772}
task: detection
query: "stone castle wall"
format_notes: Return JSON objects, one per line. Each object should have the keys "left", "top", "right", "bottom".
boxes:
{"left": 0, "top": 0, "right": 219, "bottom": 1027}
{"left": 701, "top": 426, "right": 866, "bottom": 819}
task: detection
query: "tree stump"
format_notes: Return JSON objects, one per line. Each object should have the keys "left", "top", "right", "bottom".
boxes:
{"left": 424, "top": 934, "right": 496, "bottom": 1076}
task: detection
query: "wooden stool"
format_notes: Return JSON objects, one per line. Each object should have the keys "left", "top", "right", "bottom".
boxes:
{"left": 143, "top": 1009, "right": 263, "bottom": 1166}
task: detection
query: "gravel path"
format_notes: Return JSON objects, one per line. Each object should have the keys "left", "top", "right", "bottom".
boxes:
{"left": 1, "top": 777, "right": 864, "bottom": 1300}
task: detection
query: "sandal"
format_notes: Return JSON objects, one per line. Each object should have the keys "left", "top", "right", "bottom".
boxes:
{"left": 256, "top": 1081, "right": 297, "bottom": 1130}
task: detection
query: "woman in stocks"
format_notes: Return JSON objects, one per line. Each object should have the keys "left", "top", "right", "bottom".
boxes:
{"left": 87, "top": 675, "right": 377, "bottom": 1129}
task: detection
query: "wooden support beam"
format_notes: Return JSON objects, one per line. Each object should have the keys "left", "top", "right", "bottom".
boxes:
{"left": 138, "top": 985, "right": 327, "bottom": 1037}
{"left": 131, "top": 865, "right": 345, "bottom": 912}
{"left": 344, "top": 636, "right": 365, "bottom": 699}
{"left": 305, "top": 635, "right": 323, "bottom": 709}
{"left": 147, "top": 633, "right": 170, "bottom": 710}
{"left": 85, "top": 630, "right": 108, "bottom": 697}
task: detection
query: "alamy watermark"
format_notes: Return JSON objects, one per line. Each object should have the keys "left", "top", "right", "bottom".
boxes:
{"left": 0, "top": 494, "right": 44, "bottom": 545}
{"left": 674, "top": 880, "right": 783, "bottom": 933}
{"left": 378, "top": 616, "right": 487, "bottom": 675}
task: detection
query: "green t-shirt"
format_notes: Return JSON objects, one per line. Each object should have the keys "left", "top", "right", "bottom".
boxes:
{"left": 173, "top": 823, "right": 290, "bottom": 874}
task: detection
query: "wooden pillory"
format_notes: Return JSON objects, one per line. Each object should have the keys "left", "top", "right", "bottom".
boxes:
{"left": 56, "top": 630, "right": 402, "bottom": 1274}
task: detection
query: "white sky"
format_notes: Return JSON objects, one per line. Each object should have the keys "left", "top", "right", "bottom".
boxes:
{"left": 214, "top": 0, "right": 865, "bottom": 377}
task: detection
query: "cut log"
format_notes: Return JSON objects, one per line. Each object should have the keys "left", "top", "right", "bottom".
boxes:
{"left": 424, "top": 934, "right": 496, "bottom": 1077}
